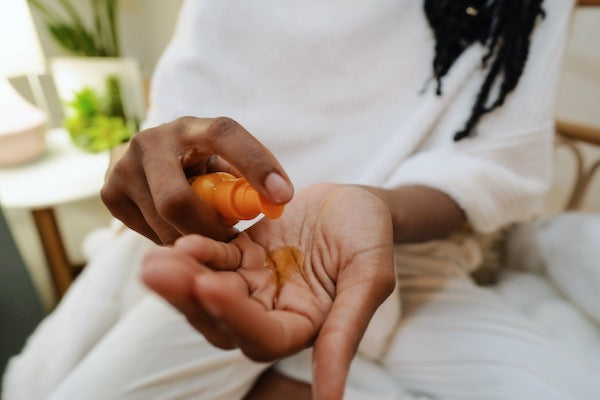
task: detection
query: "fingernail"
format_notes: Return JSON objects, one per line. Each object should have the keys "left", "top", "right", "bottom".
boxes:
{"left": 264, "top": 172, "right": 293, "bottom": 203}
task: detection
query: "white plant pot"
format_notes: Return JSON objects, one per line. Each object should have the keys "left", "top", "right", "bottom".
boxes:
{"left": 50, "top": 56, "right": 146, "bottom": 124}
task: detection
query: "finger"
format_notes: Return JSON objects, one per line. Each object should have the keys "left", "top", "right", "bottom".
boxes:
{"left": 137, "top": 147, "right": 237, "bottom": 242}
{"left": 205, "top": 155, "right": 241, "bottom": 177}
{"left": 192, "top": 270, "right": 315, "bottom": 362}
{"left": 201, "top": 118, "right": 294, "bottom": 204}
{"left": 102, "top": 151, "right": 183, "bottom": 245}
{"left": 112, "top": 199, "right": 162, "bottom": 244}
{"left": 174, "top": 235, "right": 241, "bottom": 271}
{"left": 141, "top": 247, "right": 236, "bottom": 349}
{"left": 101, "top": 183, "right": 161, "bottom": 244}
{"left": 128, "top": 182, "right": 183, "bottom": 245}
{"left": 312, "top": 263, "right": 395, "bottom": 400}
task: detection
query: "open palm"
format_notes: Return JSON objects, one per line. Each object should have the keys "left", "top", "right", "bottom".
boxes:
{"left": 142, "top": 184, "right": 395, "bottom": 399}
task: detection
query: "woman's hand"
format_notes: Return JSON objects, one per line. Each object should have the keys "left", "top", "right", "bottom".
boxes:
{"left": 101, "top": 116, "right": 293, "bottom": 244}
{"left": 141, "top": 184, "right": 395, "bottom": 400}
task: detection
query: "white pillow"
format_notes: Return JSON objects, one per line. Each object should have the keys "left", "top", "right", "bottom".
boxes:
{"left": 507, "top": 212, "right": 600, "bottom": 324}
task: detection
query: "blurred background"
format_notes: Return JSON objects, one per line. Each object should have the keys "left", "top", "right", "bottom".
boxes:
{"left": 0, "top": 0, "right": 183, "bottom": 382}
{"left": 1, "top": 0, "right": 599, "bottom": 384}
{"left": 3, "top": 0, "right": 183, "bottom": 308}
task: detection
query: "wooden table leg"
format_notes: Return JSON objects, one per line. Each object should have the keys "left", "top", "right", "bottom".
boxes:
{"left": 31, "top": 208, "right": 73, "bottom": 299}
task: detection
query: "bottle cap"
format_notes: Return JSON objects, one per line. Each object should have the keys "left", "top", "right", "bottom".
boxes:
{"left": 190, "top": 172, "right": 284, "bottom": 220}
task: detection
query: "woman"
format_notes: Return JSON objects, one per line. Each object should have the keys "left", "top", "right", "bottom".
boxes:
{"left": 5, "top": 1, "right": 599, "bottom": 399}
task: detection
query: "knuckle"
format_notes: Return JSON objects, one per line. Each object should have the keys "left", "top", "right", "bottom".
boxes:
{"left": 170, "top": 116, "right": 194, "bottom": 134}
{"left": 128, "top": 129, "right": 144, "bottom": 147}
{"left": 241, "top": 347, "right": 278, "bottom": 363}
{"left": 127, "top": 131, "right": 146, "bottom": 156}
{"left": 111, "top": 156, "right": 132, "bottom": 178}
{"left": 206, "top": 117, "right": 240, "bottom": 141}
{"left": 170, "top": 116, "right": 216, "bottom": 142}
{"left": 100, "top": 184, "right": 121, "bottom": 209}
{"left": 154, "top": 189, "right": 189, "bottom": 221}
{"left": 129, "top": 125, "right": 163, "bottom": 154}
{"left": 99, "top": 188, "right": 131, "bottom": 223}
{"left": 161, "top": 116, "right": 211, "bottom": 148}
{"left": 200, "top": 333, "right": 236, "bottom": 350}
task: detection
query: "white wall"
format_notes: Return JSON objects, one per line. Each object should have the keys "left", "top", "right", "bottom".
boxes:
{"left": 119, "top": 0, "right": 184, "bottom": 76}
{"left": 30, "top": 0, "right": 183, "bottom": 76}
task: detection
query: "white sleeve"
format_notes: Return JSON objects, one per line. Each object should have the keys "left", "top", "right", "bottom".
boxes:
{"left": 386, "top": 0, "right": 574, "bottom": 233}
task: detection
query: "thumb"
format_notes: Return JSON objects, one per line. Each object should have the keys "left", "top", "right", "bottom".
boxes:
{"left": 311, "top": 266, "right": 395, "bottom": 400}
{"left": 311, "top": 304, "right": 355, "bottom": 400}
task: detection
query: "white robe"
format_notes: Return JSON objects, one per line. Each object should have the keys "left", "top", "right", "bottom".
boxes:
{"left": 145, "top": 0, "right": 567, "bottom": 232}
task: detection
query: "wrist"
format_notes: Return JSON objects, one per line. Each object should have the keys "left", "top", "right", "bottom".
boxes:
{"left": 358, "top": 185, "right": 466, "bottom": 243}
{"left": 357, "top": 186, "right": 409, "bottom": 242}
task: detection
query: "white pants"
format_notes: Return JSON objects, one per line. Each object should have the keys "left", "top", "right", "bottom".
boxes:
{"left": 4, "top": 228, "right": 600, "bottom": 400}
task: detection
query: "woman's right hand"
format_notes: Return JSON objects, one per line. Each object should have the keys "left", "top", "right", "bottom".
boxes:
{"left": 101, "top": 116, "right": 294, "bottom": 245}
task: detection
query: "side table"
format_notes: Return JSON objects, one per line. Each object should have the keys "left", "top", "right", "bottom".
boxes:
{"left": 0, "top": 128, "right": 109, "bottom": 299}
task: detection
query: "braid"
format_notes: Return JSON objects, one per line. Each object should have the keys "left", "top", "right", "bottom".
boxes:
{"left": 424, "top": 0, "right": 545, "bottom": 141}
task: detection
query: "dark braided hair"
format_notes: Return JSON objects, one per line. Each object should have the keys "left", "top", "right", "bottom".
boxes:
{"left": 424, "top": 0, "right": 545, "bottom": 141}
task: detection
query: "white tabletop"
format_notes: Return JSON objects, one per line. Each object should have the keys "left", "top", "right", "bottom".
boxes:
{"left": 0, "top": 128, "right": 109, "bottom": 209}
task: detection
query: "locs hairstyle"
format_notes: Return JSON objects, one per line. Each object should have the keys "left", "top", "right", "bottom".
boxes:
{"left": 424, "top": 0, "right": 546, "bottom": 141}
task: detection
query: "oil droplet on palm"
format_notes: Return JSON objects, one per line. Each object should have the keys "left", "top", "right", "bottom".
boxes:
{"left": 264, "top": 246, "right": 307, "bottom": 302}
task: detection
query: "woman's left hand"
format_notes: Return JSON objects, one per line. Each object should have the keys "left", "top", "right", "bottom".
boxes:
{"left": 141, "top": 184, "right": 395, "bottom": 400}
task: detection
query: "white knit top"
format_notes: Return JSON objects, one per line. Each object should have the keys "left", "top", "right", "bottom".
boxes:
{"left": 146, "top": 0, "right": 573, "bottom": 233}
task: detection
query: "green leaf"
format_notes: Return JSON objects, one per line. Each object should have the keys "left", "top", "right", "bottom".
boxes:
{"left": 66, "top": 87, "right": 101, "bottom": 117}
{"left": 28, "top": 0, "right": 120, "bottom": 57}
{"left": 63, "top": 84, "right": 134, "bottom": 152}
{"left": 105, "top": 75, "right": 126, "bottom": 119}
{"left": 47, "top": 23, "right": 103, "bottom": 56}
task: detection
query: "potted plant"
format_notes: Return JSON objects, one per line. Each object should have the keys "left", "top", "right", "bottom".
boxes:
{"left": 28, "top": 0, "right": 145, "bottom": 152}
